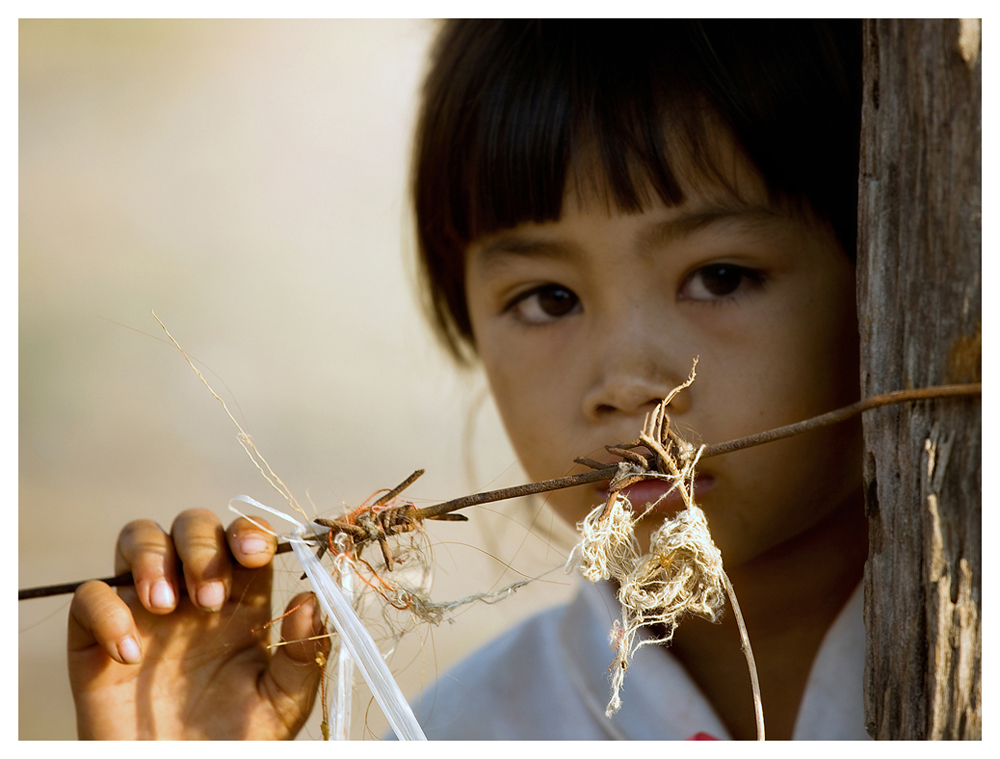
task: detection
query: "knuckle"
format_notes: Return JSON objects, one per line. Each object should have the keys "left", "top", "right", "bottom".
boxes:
{"left": 71, "top": 579, "right": 108, "bottom": 608}
{"left": 70, "top": 582, "right": 130, "bottom": 635}
{"left": 116, "top": 521, "right": 173, "bottom": 571}
{"left": 118, "top": 518, "right": 164, "bottom": 544}
{"left": 181, "top": 507, "right": 219, "bottom": 522}
{"left": 230, "top": 515, "right": 273, "bottom": 535}
{"left": 172, "top": 512, "right": 224, "bottom": 551}
{"left": 183, "top": 532, "right": 227, "bottom": 557}
{"left": 179, "top": 543, "right": 229, "bottom": 579}
{"left": 171, "top": 508, "right": 221, "bottom": 536}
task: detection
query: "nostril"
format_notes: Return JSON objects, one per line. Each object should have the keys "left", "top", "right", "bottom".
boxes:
{"left": 590, "top": 395, "right": 673, "bottom": 420}
{"left": 584, "top": 362, "right": 697, "bottom": 420}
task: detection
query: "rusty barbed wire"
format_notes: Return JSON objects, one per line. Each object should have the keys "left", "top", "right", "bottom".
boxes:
{"left": 18, "top": 382, "right": 979, "bottom": 600}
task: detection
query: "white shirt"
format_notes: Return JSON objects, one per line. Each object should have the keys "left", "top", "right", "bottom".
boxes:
{"left": 406, "top": 580, "right": 870, "bottom": 740}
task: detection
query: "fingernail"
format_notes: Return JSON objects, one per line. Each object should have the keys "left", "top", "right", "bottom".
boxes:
{"left": 118, "top": 635, "right": 142, "bottom": 664}
{"left": 149, "top": 579, "right": 175, "bottom": 610}
{"left": 196, "top": 581, "right": 226, "bottom": 611}
{"left": 240, "top": 535, "right": 269, "bottom": 555}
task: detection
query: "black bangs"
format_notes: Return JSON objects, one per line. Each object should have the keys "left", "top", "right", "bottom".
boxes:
{"left": 428, "top": 21, "right": 697, "bottom": 244}
{"left": 413, "top": 20, "right": 863, "bottom": 361}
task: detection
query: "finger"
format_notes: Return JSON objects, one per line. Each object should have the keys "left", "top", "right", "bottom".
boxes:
{"left": 116, "top": 519, "right": 179, "bottom": 614}
{"left": 171, "top": 509, "right": 231, "bottom": 612}
{"left": 68, "top": 581, "right": 143, "bottom": 665}
{"left": 226, "top": 515, "right": 278, "bottom": 569}
{"left": 261, "top": 593, "right": 329, "bottom": 730}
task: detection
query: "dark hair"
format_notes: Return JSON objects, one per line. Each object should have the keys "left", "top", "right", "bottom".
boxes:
{"left": 412, "top": 20, "right": 863, "bottom": 362}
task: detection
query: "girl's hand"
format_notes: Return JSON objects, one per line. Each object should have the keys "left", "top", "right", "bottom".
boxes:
{"left": 67, "top": 509, "right": 328, "bottom": 740}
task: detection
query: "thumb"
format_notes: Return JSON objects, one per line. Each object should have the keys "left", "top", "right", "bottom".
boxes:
{"left": 260, "top": 592, "right": 329, "bottom": 731}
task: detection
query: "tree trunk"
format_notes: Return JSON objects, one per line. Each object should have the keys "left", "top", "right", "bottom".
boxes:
{"left": 857, "top": 19, "right": 981, "bottom": 739}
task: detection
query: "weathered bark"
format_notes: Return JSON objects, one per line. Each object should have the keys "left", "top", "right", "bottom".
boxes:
{"left": 857, "top": 19, "right": 981, "bottom": 739}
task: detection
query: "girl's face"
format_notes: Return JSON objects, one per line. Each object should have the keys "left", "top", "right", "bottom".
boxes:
{"left": 464, "top": 152, "right": 863, "bottom": 568}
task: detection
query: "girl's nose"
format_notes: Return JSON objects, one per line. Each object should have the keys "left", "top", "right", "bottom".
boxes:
{"left": 581, "top": 314, "right": 694, "bottom": 423}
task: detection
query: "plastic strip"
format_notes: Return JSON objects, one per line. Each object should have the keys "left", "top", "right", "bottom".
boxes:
{"left": 229, "top": 496, "right": 426, "bottom": 741}
{"left": 291, "top": 529, "right": 427, "bottom": 740}
{"left": 331, "top": 536, "right": 355, "bottom": 741}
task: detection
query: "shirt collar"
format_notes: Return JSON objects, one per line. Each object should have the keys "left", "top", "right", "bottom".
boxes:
{"left": 557, "top": 579, "right": 869, "bottom": 740}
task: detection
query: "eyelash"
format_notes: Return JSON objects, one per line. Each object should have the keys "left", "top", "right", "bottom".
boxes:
{"left": 679, "top": 263, "right": 767, "bottom": 303}
{"left": 503, "top": 284, "right": 581, "bottom": 325}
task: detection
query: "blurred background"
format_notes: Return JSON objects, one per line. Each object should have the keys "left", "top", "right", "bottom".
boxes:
{"left": 19, "top": 19, "right": 577, "bottom": 740}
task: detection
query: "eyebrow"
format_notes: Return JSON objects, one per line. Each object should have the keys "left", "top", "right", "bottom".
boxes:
{"left": 476, "top": 234, "right": 574, "bottom": 260}
{"left": 471, "top": 235, "right": 579, "bottom": 279}
{"left": 638, "top": 205, "right": 784, "bottom": 249}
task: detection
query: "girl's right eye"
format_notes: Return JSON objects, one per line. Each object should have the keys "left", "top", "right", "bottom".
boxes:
{"left": 504, "top": 284, "right": 581, "bottom": 324}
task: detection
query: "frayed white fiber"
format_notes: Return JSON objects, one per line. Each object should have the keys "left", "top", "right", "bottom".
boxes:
{"left": 571, "top": 491, "right": 640, "bottom": 584}
{"left": 566, "top": 366, "right": 730, "bottom": 719}
{"left": 569, "top": 495, "right": 725, "bottom": 718}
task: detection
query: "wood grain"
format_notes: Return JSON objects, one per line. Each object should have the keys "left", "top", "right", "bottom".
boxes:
{"left": 857, "top": 19, "right": 981, "bottom": 739}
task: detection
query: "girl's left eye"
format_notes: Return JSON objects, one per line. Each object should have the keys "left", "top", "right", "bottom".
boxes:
{"left": 679, "top": 263, "right": 766, "bottom": 301}
{"left": 504, "top": 284, "right": 581, "bottom": 324}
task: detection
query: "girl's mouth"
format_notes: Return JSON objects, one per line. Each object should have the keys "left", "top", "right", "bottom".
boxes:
{"left": 596, "top": 474, "right": 716, "bottom": 516}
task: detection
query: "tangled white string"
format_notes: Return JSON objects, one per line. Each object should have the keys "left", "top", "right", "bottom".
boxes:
{"left": 566, "top": 366, "right": 727, "bottom": 718}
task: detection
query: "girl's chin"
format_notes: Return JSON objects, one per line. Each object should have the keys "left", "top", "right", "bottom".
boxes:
{"left": 597, "top": 474, "right": 716, "bottom": 516}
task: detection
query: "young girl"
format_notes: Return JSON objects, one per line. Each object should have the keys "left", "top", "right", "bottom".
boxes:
{"left": 67, "top": 20, "right": 869, "bottom": 740}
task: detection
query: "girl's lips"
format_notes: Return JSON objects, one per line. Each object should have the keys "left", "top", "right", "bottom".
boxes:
{"left": 596, "top": 474, "right": 716, "bottom": 515}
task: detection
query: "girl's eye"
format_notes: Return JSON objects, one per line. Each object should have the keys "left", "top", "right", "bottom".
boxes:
{"left": 505, "top": 284, "right": 581, "bottom": 324}
{"left": 680, "top": 263, "right": 765, "bottom": 301}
